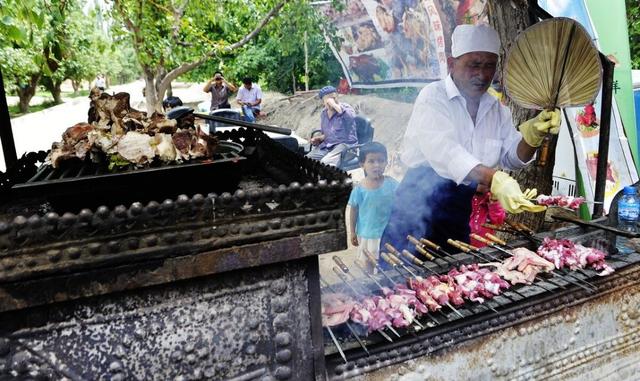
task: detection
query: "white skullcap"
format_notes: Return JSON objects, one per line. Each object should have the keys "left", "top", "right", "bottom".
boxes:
{"left": 451, "top": 24, "right": 500, "bottom": 58}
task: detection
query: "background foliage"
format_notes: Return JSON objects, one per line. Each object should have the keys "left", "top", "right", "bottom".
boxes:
{"left": 627, "top": 0, "right": 640, "bottom": 69}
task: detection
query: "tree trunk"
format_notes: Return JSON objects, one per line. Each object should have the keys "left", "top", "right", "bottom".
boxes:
{"left": 50, "top": 80, "right": 63, "bottom": 104}
{"left": 488, "top": 0, "right": 554, "bottom": 231}
{"left": 42, "top": 77, "right": 64, "bottom": 104}
{"left": 15, "top": 74, "right": 40, "bottom": 114}
{"left": 71, "top": 80, "right": 80, "bottom": 94}
{"left": 143, "top": 67, "right": 162, "bottom": 114}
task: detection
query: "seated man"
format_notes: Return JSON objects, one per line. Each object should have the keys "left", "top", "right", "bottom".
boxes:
{"left": 236, "top": 77, "right": 262, "bottom": 123}
{"left": 306, "top": 86, "right": 358, "bottom": 167}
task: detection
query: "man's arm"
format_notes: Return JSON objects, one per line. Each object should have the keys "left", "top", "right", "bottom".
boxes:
{"left": 251, "top": 87, "right": 263, "bottom": 107}
{"left": 202, "top": 79, "right": 213, "bottom": 93}
{"left": 325, "top": 97, "right": 343, "bottom": 114}
{"left": 516, "top": 139, "right": 537, "bottom": 163}
{"left": 225, "top": 81, "right": 237, "bottom": 92}
{"left": 236, "top": 89, "right": 245, "bottom": 106}
{"left": 465, "top": 164, "right": 496, "bottom": 193}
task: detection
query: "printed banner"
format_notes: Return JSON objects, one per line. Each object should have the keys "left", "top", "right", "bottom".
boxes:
{"left": 320, "top": 0, "right": 487, "bottom": 88}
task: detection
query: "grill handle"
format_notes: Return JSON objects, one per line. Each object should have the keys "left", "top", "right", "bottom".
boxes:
{"left": 193, "top": 112, "right": 292, "bottom": 135}
{"left": 551, "top": 214, "right": 640, "bottom": 238}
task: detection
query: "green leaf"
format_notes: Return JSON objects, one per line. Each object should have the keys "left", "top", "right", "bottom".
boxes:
{"left": 5, "top": 25, "right": 26, "bottom": 43}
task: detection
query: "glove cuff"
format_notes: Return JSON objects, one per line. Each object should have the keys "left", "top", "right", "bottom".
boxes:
{"left": 519, "top": 119, "right": 544, "bottom": 147}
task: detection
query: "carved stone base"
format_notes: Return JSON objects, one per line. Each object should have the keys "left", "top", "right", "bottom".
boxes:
{"left": 0, "top": 257, "right": 323, "bottom": 380}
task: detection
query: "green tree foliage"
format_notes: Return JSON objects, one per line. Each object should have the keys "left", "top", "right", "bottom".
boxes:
{"left": 191, "top": 3, "right": 343, "bottom": 94}
{"left": 627, "top": 0, "right": 640, "bottom": 69}
{"left": 181, "top": 1, "right": 345, "bottom": 94}
{"left": 110, "top": 0, "right": 290, "bottom": 113}
{"left": 0, "top": 0, "right": 140, "bottom": 112}
{"left": 0, "top": 0, "right": 47, "bottom": 112}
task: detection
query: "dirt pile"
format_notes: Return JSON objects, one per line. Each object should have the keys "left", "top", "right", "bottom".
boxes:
{"left": 261, "top": 92, "right": 415, "bottom": 157}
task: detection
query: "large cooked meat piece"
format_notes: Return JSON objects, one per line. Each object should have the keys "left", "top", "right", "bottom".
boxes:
{"left": 191, "top": 127, "right": 218, "bottom": 159}
{"left": 49, "top": 142, "right": 76, "bottom": 168}
{"left": 116, "top": 131, "right": 155, "bottom": 166}
{"left": 146, "top": 112, "right": 177, "bottom": 135}
{"left": 172, "top": 129, "right": 195, "bottom": 161}
{"left": 91, "top": 92, "right": 131, "bottom": 131}
{"left": 48, "top": 123, "right": 96, "bottom": 168}
{"left": 62, "top": 123, "right": 94, "bottom": 144}
{"left": 153, "top": 133, "right": 178, "bottom": 162}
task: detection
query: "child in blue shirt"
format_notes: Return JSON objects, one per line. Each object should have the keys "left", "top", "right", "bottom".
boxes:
{"left": 347, "top": 142, "right": 399, "bottom": 272}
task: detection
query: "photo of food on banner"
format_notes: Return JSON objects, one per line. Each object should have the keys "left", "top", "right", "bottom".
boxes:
{"left": 320, "top": 0, "right": 488, "bottom": 85}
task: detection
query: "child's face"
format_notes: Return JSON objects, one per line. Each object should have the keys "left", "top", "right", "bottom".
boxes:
{"left": 362, "top": 152, "right": 387, "bottom": 179}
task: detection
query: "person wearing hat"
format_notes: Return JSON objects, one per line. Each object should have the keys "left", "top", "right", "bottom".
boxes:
{"left": 380, "top": 24, "right": 561, "bottom": 256}
{"left": 203, "top": 71, "right": 237, "bottom": 112}
{"left": 306, "top": 86, "right": 358, "bottom": 167}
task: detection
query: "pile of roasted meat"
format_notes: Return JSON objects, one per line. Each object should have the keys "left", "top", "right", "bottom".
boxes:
{"left": 321, "top": 239, "right": 614, "bottom": 334}
{"left": 47, "top": 92, "right": 217, "bottom": 169}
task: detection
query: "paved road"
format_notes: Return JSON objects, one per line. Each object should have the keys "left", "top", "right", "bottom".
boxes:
{"left": 0, "top": 80, "right": 206, "bottom": 171}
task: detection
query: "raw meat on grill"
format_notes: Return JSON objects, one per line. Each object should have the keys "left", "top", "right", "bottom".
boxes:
{"left": 350, "top": 285, "right": 427, "bottom": 331}
{"left": 350, "top": 296, "right": 393, "bottom": 332}
{"left": 536, "top": 195, "right": 585, "bottom": 209}
{"left": 448, "top": 264, "right": 510, "bottom": 303}
{"left": 321, "top": 293, "right": 355, "bottom": 327}
{"left": 481, "top": 247, "right": 555, "bottom": 285}
{"left": 537, "top": 237, "right": 614, "bottom": 276}
{"left": 408, "top": 275, "right": 464, "bottom": 306}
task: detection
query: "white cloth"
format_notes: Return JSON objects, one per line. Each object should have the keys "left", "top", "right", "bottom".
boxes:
{"left": 451, "top": 24, "right": 500, "bottom": 58}
{"left": 237, "top": 84, "right": 263, "bottom": 110}
{"left": 401, "top": 75, "right": 530, "bottom": 185}
{"left": 94, "top": 77, "right": 106, "bottom": 89}
{"left": 356, "top": 237, "right": 381, "bottom": 261}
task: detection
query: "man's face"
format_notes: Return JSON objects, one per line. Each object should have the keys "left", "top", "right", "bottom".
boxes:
{"left": 448, "top": 52, "right": 498, "bottom": 100}
{"left": 244, "top": 82, "right": 252, "bottom": 90}
{"left": 322, "top": 93, "right": 337, "bottom": 107}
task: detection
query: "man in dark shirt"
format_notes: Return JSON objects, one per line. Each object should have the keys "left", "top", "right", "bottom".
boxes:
{"left": 202, "top": 72, "right": 237, "bottom": 111}
{"left": 306, "top": 86, "right": 358, "bottom": 167}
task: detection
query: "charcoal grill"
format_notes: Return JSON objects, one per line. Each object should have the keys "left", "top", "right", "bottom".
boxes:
{"left": 7, "top": 138, "right": 249, "bottom": 212}
{"left": 321, "top": 223, "right": 640, "bottom": 380}
{"left": 0, "top": 127, "right": 352, "bottom": 380}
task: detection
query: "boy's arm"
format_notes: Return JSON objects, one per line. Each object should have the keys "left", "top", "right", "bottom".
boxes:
{"left": 348, "top": 205, "right": 358, "bottom": 246}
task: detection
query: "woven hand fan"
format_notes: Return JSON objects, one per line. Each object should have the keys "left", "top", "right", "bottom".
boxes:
{"left": 504, "top": 17, "right": 602, "bottom": 111}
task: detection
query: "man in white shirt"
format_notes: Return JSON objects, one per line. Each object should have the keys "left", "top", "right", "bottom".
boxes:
{"left": 94, "top": 74, "right": 106, "bottom": 91}
{"left": 381, "top": 24, "right": 560, "bottom": 255}
{"left": 236, "top": 77, "right": 263, "bottom": 123}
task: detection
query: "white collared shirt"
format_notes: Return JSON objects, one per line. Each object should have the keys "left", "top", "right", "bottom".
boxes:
{"left": 237, "top": 84, "right": 263, "bottom": 110}
{"left": 401, "top": 75, "right": 530, "bottom": 185}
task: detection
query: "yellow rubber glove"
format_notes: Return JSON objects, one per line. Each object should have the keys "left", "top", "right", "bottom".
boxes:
{"left": 519, "top": 108, "right": 561, "bottom": 147}
{"left": 490, "top": 171, "right": 547, "bottom": 214}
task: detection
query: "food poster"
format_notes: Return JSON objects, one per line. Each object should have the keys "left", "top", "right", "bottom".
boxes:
{"left": 320, "top": 0, "right": 487, "bottom": 88}
{"left": 540, "top": 0, "right": 639, "bottom": 215}
{"left": 564, "top": 96, "right": 639, "bottom": 215}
